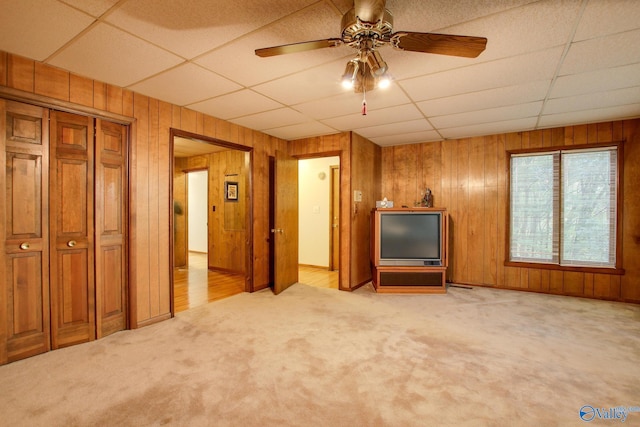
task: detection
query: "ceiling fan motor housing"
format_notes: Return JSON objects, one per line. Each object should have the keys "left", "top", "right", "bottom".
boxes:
{"left": 341, "top": 6, "right": 393, "bottom": 47}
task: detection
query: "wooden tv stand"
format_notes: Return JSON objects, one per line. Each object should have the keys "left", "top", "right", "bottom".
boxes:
{"left": 370, "top": 207, "right": 448, "bottom": 294}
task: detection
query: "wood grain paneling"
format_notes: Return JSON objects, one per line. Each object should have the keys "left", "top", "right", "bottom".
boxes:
{"left": 0, "top": 52, "right": 7, "bottom": 86}
{"left": 381, "top": 121, "right": 640, "bottom": 303}
{"left": 35, "top": 63, "right": 68, "bottom": 101}
{"left": 69, "top": 74, "right": 93, "bottom": 107}
{"left": 173, "top": 157, "right": 188, "bottom": 268}
{"left": 7, "top": 55, "right": 34, "bottom": 93}
{"left": 209, "top": 150, "right": 248, "bottom": 273}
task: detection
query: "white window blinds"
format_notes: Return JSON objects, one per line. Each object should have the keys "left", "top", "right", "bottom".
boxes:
{"left": 510, "top": 153, "right": 559, "bottom": 263}
{"left": 561, "top": 148, "right": 617, "bottom": 267}
{"left": 509, "top": 146, "right": 617, "bottom": 268}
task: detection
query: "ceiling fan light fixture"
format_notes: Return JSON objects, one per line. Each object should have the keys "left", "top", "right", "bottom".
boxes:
{"left": 366, "top": 49, "right": 388, "bottom": 77}
{"left": 377, "top": 74, "right": 391, "bottom": 89}
{"left": 341, "top": 60, "right": 359, "bottom": 89}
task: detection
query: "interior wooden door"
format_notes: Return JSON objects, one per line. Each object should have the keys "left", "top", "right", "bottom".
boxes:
{"left": 273, "top": 150, "right": 298, "bottom": 294}
{"left": 95, "top": 119, "right": 127, "bottom": 338}
{"left": 329, "top": 165, "right": 340, "bottom": 271}
{"left": 0, "top": 100, "right": 50, "bottom": 364}
{"left": 49, "top": 111, "right": 95, "bottom": 349}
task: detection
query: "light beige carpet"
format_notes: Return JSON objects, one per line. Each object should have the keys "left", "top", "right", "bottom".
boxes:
{"left": 0, "top": 283, "right": 638, "bottom": 426}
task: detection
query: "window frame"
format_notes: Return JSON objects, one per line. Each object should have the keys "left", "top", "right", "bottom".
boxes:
{"left": 505, "top": 141, "right": 625, "bottom": 275}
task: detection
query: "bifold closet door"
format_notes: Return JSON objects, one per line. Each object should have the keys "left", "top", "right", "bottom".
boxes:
{"left": 95, "top": 119, "right": 127, "bottom": 338}
{"left": 0, "top": 100, "right": 50, "bottom": 364}
{"left": 49, "top": 111, "right": 95, "bottom": 349}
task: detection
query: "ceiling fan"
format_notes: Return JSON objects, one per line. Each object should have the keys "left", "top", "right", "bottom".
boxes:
{"left": 255, "top": 0, "right": 487, "bottom": 95}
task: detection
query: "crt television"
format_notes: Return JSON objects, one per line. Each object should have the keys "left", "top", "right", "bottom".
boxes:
{"left": 372, "top": 208, "right": 446, "bottom": 267}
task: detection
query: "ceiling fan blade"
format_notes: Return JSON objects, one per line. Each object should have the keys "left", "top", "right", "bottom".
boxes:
{"left": 391, "top": 32, "right": 487, "bottom": 58}
{"left": 255, "top": 38, "right": 343, "bottom": 57}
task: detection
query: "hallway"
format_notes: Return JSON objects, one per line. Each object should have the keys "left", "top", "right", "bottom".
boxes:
{"left": 174, "top": 253, "right": 339, "bottom": 312}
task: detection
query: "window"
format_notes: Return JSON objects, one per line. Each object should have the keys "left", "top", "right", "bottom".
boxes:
{"left": 509, "top": 145, "right": 620, "bottom": 269}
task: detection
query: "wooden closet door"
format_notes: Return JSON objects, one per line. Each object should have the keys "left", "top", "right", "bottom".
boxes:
{"left": 0, "top": 100, "right": 50, "bottom": 364}
{"left": 49, "top": 111, "right": 95, "bottom": 349}
{"left": 95, "top": 119, "right": 127, "bottom": 338}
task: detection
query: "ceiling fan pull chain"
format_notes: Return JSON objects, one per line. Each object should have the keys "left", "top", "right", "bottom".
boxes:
{"left": 362, "top": 87, "right": 367, "bottom": 115}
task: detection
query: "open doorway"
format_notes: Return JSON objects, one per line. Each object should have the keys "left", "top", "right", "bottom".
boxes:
{"left": 298, "top": 156, "right": 340, "bottom": 289}
{"left": 187, "top": 170, "right": 208, "bottom": 255}
{"left": 170, "top": 130, "right": 251, "bottom": 314}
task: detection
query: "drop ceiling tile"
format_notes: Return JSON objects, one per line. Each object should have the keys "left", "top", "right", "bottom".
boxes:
{"left": 543, "top": 86, "right": 640, "bottom": 115}
{"left": 382, "top": 0, "right": 579, "bottom": 80}
{"left": 0, "top": 0, "right": 94, "bottom": 61}
{"left": 230, "top": 107, "right": 308, "bottom": 130}
{"left": 129, "top": 63, "right": 242, "bottom": 106}
{"left": 252, "top": 60, "right": 349, "bottom": 105}
{"left": 378, "top": 47, "right": 481, "bottom": 82}
{"left": 189, "top": 90, "right": 283, "bottom": 120}
{"left": 49, "top": 23, "right": 183, "bottom": 87}
{"left": 62, "top": 0, "right": 119, "bottom": 17}
{"left": 551, "top": 62, "right": 640, "bottom": 98}
{"left": 369, "top": 130, "right": 442, "bottom": 147}
{"left": 560, "top": 29, "right": 640, "bottom": 76}
{"left": 538, "top": 104, "right": 640, "bottom": 129}
{"left": 574, "top": 0, "right": 640, "bottom": 41}
{"left": 417, "top": 80, "right": 550, "bottom": 117}
{"left": 386, "top": 0, "right": 538, "bottom": 35}
{"left": 294, "top": 85, "right": 411, "bottom": 120}
{"left": 354, "top": 119, "right": 433, "bottom": 139}
{"left": 440, "top": 117, "right": 537, "bottom": 139}
{"left": 293, "top": 92, "right": 372, "bottom": 120}
{"left": 195, "top": 2, "right": 348, "bottom": 87}
{"left": 105, "top": 0, "right": 317, "bottom": 58}
{"left": 263, "top": 121, "right": 338, "bottom": 140}
{"left": 321, "top": 104, "right": 424, "bottom": 131}
{"left": 399, "top": 47, "right": 564, "bottom": 102}
{"left": 431, "top": 101, "right": 543, "bottom": 129}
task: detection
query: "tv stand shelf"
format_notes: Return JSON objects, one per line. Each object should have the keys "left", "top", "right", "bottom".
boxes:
{"left": 372, "top": 266, "right": 447, "bottom": 293}
{"left": 370, "top": 207, "right": 448, "bottom": 294}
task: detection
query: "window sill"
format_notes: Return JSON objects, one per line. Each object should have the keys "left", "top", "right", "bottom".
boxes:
{"left": 504, "top": 261, "right": 625, "bottom": 275}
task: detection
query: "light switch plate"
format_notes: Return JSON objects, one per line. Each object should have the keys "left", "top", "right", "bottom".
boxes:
{"left": 354, "top": 190, "right": 362, "bottom": 202}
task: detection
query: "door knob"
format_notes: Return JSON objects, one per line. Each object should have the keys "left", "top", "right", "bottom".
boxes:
{"left": 270, "top": 228, "right": 284, "bottom": 234}
{"left": 67, "top": 240, "right": 77, "bottom": 247}
{"left": 19, "top": 242, "right": 30, "bottom": 250}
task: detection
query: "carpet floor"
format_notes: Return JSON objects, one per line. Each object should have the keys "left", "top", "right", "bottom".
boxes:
{"left": 0, "top": 283, "right": 638, "bottom": 426}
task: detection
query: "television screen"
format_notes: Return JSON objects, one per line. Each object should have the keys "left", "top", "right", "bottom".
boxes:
{"left": 379, "top": 212, "right": 441, "bottom": 266}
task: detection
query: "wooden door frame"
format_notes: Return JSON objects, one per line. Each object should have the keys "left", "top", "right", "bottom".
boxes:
{"left": 292, "top": 152, "right": 343, "bottom": 289}
{"left": 180, "top": 167, "right": 208, "bottom": 268}
{"left": 169, "top": 128, "right": 253, "bottom": 316}
{"left": 329, "top": 165, "right": 340, "bottom": 271}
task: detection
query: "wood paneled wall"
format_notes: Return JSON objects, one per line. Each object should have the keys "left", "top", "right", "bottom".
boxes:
{"left": 208, "top": 150, "right": 248, "bottom": 273}
{"left": 381, "top": 121, "right": 640, "bottom": 303}
{"left": 173, "top": 155, "right": 209, "bottom": 268}
{"left": 0, "top": 51, "right": 287, "bottom": 326}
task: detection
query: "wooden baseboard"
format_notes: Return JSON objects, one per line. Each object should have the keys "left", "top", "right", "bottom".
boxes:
{"left": 298, "top": 263, "right": 330, "bottom": 270}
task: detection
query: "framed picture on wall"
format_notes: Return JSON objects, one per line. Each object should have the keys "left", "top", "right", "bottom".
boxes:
{"left": 225, "top": 181, "right": 239, "bottom": 201}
